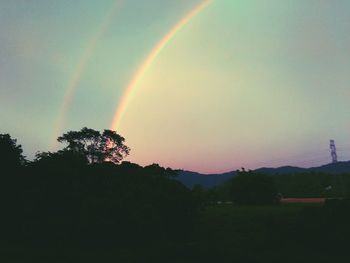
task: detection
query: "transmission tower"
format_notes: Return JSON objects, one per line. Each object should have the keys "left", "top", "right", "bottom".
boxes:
{"left": 330, "top": 140, "right": 338, "bottom": 163}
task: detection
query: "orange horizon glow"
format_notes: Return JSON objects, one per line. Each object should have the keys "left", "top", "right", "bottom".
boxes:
{"left": 110, "top": 0, "right": 211, "bottom": 131}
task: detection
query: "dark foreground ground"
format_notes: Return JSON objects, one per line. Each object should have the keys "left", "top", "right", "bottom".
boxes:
{"left": 1, "top": 203, "right": 349, "bottom": 263}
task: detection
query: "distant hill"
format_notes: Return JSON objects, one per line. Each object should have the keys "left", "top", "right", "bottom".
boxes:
{"left": 256, "top": 161, "right": 350, "bottom": 175}
{"left": 175, "top": 170, "right": 236, "bottom": 189}
{"left": 311, "top": 161, "right": 350, "bottom": 174}
{"left": 255, "top": 166, "right": 306, "bottom": 175}
{"left": 176, "top": 161, "right": 350, "bottom": 189}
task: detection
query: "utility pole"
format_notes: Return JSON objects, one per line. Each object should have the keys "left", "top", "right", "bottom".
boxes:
{"left": 330, "top": 140, "right": 338, "bottom": 164}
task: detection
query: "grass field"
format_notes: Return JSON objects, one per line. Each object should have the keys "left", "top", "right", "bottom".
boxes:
{"left": 2, "top": 203, "right": 349, "bottom": 263}
{"left": 187, "top": 204, "right": 319, "bottom": 263}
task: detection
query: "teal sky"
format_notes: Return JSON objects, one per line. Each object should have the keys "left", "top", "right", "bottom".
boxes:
{"left": 1, "top": 0, "right": 350, "bottom": 173}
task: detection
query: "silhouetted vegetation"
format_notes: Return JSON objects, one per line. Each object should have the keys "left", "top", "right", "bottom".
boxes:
{"left": 0, "top": 134, "right": 26, "bottom": 169}
{"left": 272, "top": 172, "right": 350, "bottom": 198}
{"left": 0, "top": 130, "right": 200, "bottom": 262}
{"left": 228, "top": 170, "right": 279, "bottom": 205}
{"left": 57, "top": 127, "right": 130, "bottom": 164}
{"left": 1, "top": 130, "right": 350, "bottom": 262}
{"left": 201, "top": 171, "right": 350, "bottom": 205}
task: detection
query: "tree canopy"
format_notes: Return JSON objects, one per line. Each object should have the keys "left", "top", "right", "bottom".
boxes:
{"left": 57, "top": 127, "right": 130, "bottom": 164}
{"left": 0, "top": 133, "right": 25, "bottom": 168}
{"left": 0, "top": 130, "right": 198, "bottom": 251}
{"left": 229, "top": 170, "right": 278, "bottom": 205}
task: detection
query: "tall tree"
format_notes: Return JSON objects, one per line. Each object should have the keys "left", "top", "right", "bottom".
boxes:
{"left": 57, "top": 127, "right": 130, "bottom": 164}
{"left": 0, "top": 134, "right": 26, "bottom": 168}
{"left": 229, "top": 170, "right": 278, "bottom": 205}
{"left": 99, "top": 129, "right": 131, "bottom": 164}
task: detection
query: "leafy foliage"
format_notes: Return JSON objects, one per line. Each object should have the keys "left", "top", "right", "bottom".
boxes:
{"left": 57, "top": 127, "right": 130, "bottom": 164}
{"left": 228, "top": 170, "right": 278, "bottom": 205}
{"left": 0, "top": 134, "right": 26, "bottom": 168}
{"left": 272, "top": 172, "right": 350, "bottom": 198}
{"left": 0, "top": 130, "right": 198, "bottom": 251}
{"left": 1, "top": 131, "right": 350, "bottom": 262}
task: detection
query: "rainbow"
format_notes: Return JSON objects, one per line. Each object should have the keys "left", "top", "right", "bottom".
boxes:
{"left": 110, "top": 0, "right": 211, "bottom": 131}
{"left": 51, "top": 0, "right": 122, "bottom": 148}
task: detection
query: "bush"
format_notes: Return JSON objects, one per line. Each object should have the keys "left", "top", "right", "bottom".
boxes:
{"left": 229, "top": 170, "right": 278, "bottom": 205}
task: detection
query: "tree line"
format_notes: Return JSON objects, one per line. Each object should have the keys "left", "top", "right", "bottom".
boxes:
{"left": 2, "top": 128, "right": 350, "bottom": 262}
{"left": 0, "top": 128, "right": 200, "bottom": 249}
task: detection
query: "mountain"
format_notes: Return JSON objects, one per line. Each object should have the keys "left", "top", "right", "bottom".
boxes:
{"left": 255, "top": 166, "right": 306, "bottom": 175}
{"left": 176, "top": 161, "right": 350, "bottom": 189}
{"left": 256, "top": 161, "right": 350, "bottom": 175}
{"left": 175, "top": 170, "right": 236, "bottom": 189}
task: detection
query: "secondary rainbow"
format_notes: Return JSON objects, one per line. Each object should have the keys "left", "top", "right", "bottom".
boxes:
{"left": 51, "top": 0, "right": 122, "bottom": 148}
{"left": 110, "top": 0, "right": 211, "bottom": 131}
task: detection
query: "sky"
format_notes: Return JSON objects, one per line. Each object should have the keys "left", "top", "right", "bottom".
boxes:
{"left": 1, "top": 0, "right": 350, "bottom": 173}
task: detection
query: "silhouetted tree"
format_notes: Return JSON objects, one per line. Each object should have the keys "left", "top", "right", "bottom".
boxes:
{"left": 57, "top": 127, "right": 130, "bottom": 164}
{"left": 34, "top": 150, "right": 88, "bottom": 168}
{"left": 0, "top": 133, "right": 26, "bottom": 168}
{"left": 143, "top": 163, "right": 178, "bottom": 178}
{"left": 0, "top": 132, "right": 199, "bottom": 256}
{"left": 229, "top": 170, "right": 278, "bottom": 205}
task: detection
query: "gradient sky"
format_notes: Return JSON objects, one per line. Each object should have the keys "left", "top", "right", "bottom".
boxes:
{"left": 1, "top": 0, "right": 350, "bottom": 173}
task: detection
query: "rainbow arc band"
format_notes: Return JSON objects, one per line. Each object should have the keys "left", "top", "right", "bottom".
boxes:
{"left": 51, "top": 0, "right": 211, "bottom": 148}
{"left": 51, "top": 0, "right": 122, "bottom": 148}
{"left": 110, "top": 0, "right": 211, "bottom": 131}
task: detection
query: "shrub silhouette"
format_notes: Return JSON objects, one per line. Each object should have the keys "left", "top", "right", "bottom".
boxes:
{"left": 229, "top": 170, "right": 278, "bottom": 205}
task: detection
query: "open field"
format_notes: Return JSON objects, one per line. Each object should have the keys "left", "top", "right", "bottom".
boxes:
{"left": 2, "top": 202, "right": 349, "bottom": 263}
